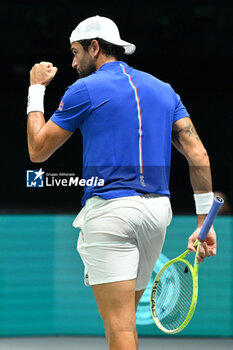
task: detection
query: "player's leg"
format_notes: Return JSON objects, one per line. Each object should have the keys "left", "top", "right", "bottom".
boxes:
{"left": 135, "top": 289, "right": 145, "bottom": 310}
{"left": 92, "top": 279, "right": 137, "bottom": 350}
{"left": 75, "top": 196, "right": 142, "bottom": 349}
{"left": 133, "top": 196, "right": 172, "bottom": 348}
{"left": 134, "top": 289, "right": 145, "bottom": 349}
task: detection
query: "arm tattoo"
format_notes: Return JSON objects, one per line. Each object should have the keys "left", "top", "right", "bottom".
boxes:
{"left": 172, "top": 120, "right": 200, "bottom": 149}
{"left": 183, "top": 123, "right": 200, "bottom": 141}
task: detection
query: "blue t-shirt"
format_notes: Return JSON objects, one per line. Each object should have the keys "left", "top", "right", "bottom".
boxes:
{"left": 51, "top": 61, "right": 189, "bottom": 205}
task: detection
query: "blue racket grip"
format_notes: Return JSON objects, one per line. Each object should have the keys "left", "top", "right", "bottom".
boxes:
{"left": 198, "top": 196, "right": 224, "bottom": 242}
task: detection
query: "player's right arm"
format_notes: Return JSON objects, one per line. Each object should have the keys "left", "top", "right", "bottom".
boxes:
{"left": 172, "top": 117, "right": 216, "bottom": 261}
{"left": 27, "top": 61, "right": 73, "bottom": 162}
{"left": 27, "top": 115, "right": 73, "bottom": 163}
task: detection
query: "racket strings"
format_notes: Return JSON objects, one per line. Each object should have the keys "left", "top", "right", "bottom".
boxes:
{"left": 155, "top": 261, "right": 193, "bottom": 331}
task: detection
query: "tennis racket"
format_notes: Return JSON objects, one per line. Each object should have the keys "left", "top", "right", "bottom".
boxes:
{"left": 150, "top": 196, "right": 224, "bottom": 334}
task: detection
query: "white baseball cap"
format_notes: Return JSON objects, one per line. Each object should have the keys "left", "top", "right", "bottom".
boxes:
{"left": 70, "top": 15, "right": 136, "bottom": 55}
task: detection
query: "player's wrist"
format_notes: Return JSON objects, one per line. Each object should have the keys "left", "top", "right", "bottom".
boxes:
{"left": 196, "top": 214, "right": 208, "bottom": 227}
{"left": 27, "top": 84, "right": 46, "bottom": 114}
{"left": 193, "top": 192, "right": 214, "bottom": 215}
{"left": 30, "top": 82, "right": 46, "bottom": 86}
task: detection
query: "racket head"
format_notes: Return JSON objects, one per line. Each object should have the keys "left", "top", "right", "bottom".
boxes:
{"left": 150, "top": 254, "right": 198, "bottom": 334}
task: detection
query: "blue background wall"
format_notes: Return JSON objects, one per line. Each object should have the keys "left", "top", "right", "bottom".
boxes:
{"left": 0, "top": 215, "right": 232, "bottom": 337}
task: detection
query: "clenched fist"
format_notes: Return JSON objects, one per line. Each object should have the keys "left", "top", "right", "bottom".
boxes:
{"left": 30, "top": 61, "right": 58, "bottom": 86}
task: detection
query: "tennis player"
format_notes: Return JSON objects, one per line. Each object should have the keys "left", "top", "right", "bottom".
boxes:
{"left": 27, "top": 16, "right": 216, "bottom": 350}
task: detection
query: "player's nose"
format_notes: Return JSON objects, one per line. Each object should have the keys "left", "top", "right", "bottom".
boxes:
{"left": 72, "top": 56, "right": 78, "bottom": 68}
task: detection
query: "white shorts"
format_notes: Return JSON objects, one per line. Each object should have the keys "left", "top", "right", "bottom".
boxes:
{"left": 73, "top": 195, "right": 172, "bottom": 291}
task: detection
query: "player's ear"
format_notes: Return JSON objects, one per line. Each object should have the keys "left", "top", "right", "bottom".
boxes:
{"left": 90, "top": 39, "right": 100, "bottom": 57}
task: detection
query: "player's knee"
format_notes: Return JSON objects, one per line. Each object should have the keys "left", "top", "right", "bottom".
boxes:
{"left": 104, "top": 314, "right": 136, "bottom": 337}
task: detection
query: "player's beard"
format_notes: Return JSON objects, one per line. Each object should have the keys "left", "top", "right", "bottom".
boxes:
{"left": 78, "top": 57, "right": 96, "bottom": 78}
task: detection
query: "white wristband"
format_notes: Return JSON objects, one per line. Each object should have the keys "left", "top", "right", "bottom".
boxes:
{"left": 27, "top": 84, "right": 46, "bottom": 114}
{"left": 193, "top": 192, "right": 214, "bottom": 214}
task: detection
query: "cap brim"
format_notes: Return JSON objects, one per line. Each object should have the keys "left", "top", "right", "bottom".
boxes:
{"left": 70, "top": 32, "right": 136, "bottom": 55}
{"left": 109, "top": 38, "right": 136, "bottom": 55}
{"left": 122, "top": 42, "right": 136, "bottom": 55}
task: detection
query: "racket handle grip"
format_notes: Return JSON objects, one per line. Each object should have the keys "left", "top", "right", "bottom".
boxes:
{"left": 198, "top": 196, "right": 224, "bottom": 242}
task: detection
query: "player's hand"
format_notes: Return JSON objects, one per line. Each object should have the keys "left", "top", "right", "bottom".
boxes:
{"left": 30, "top": 61, "right": 58, "bottom": 86}
{"left": 187, "top": 226, "right": 217, "bottom": 263}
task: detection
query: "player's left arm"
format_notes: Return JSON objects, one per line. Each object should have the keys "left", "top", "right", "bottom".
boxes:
{"left": 27, "top": 61, "right": 73, "bottom": 163}
{"left": 172, "top": 117, "right": 216, "bottom": 262}
{"left": 172, "top": 117, "right": 212, "bottom": 197}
